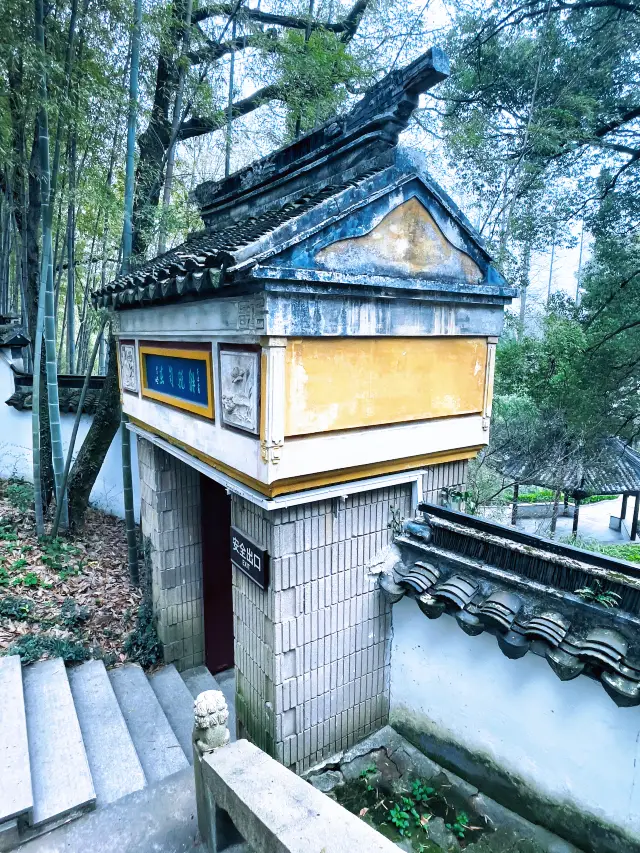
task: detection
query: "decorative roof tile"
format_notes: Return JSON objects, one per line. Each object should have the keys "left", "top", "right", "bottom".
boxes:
{"left": 381, "top": 504, "right": 640, "bottom": 707}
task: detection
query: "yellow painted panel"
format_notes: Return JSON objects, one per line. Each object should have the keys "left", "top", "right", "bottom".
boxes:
{"left": 284, "top": 337, "right": 487, "bottom": 437}
{"left": 315, "top": 197, "right": 482, "bottom": 284}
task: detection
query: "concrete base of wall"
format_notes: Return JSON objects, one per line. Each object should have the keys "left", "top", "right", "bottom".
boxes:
{"left": 390, "top": 598, "right": 640, "bottom": 853}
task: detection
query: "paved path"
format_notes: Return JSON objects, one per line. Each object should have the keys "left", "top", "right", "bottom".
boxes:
{"left": 486, "top": 496, "right": 639, "bottom": 544}
{"left": 517, "top": 496, "right": 627, "bottom": 542}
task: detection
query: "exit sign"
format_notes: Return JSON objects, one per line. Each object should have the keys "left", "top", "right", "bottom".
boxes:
{"left": 230, "top": 527, "right": 269, "bottom": 590}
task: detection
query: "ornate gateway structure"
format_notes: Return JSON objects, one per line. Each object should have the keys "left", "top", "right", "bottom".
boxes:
{"left": 94, "top": 48, "right": 517, "bottom": 771}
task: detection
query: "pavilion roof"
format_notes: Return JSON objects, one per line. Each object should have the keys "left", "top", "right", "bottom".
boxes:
{"left": 498, "top": 436, "right": 640, "bottom": 497}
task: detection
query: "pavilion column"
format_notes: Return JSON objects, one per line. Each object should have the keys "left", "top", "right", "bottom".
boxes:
{"left": 572, "top": 498, "right": 580, "bottom": 537}
{"left": 621, "top": 493, "right": 629, "bottom": 519}
{"left": 511, "top": 483, "right": 519, "bottom": 526}
{"left": 631, "top": 493, "right": 640, "bottom": 542}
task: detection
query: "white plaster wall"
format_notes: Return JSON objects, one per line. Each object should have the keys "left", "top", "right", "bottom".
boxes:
{"left": 0, "top": 358, "right": 140, "bottom": 520}
{"left": 390, "top": 595, "right": 640, "bottom": 840}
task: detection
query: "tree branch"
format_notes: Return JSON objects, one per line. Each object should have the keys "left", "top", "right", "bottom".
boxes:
{"left": 178, "top": 83, "right": 283, "bottom": 140}
{"left": 188, "top": 29, "right": 263, "bottom": 64}
{"left": 193, "top": 0, "right": 369, "bottom": 43}
{"left": 474, "top": 0, "right": 640, "bottom": 46}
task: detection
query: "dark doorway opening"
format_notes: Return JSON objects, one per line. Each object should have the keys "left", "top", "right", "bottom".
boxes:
{"left": 200, "top": 474, "right": 234, "bottom": 673}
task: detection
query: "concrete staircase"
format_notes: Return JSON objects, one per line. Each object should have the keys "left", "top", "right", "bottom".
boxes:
{"left": 0, "top": 656, "right": 235, "bottom": 851}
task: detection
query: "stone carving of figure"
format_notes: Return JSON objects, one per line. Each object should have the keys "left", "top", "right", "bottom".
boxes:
{"left": 193, "top": 690, "right": 230, "bottom": 754}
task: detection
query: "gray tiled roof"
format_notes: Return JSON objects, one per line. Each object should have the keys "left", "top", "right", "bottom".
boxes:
{"left": 93, "top": 176, "right": 381, "bottom": 309}
{"left": 383, "top": 506, "right": 640, "bottom": 708}
{"left": 498, "top": 436, "right": 640, "bottom": 496}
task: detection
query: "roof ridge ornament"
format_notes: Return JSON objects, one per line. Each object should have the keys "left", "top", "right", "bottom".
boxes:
{"left": 192, "top": 47, "right": 450, "bottom": 227}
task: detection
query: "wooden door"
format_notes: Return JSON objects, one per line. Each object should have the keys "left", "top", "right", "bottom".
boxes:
{"left": 200, "top": 474, "right": 234, "bottom": 673}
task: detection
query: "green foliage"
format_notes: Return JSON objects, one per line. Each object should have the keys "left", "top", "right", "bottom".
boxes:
{"left": 124, "top": 602, "right": 163, "bottom": 668}
{"left": 5, "top": 633, "right": 92, "bottom": 664}
{"left": 6, "top": 481, "right": 33, "bottom": 512}
{"left": 60, "top": 597, "right": 90, "bottom": 628}
{"left": 446, "top": 810, "right": 470, "bottom": 839}
{"left": 599, "top": 545, "right": 640, "bottom": 565}
{"left": 0, "top": 595, "right": 33, "bottom": 620}
{"left": 516, "top": 488, "right": 616, "bottom": 505}
{"left": 388, "top": 802, "right": 412, "bottom": 837}
{"left": 0, "top": 526, "right": 18, "bottom": 542}
{"left": 273, "top": 29, "right": 365, "bottom": 137}
{"left": 574, "top": 580, "right": 621, "bottom": 609}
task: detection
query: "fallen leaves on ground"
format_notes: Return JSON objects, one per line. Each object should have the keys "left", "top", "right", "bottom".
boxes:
{"left": 0, "top": 490, "right": 141, "bottom": 662}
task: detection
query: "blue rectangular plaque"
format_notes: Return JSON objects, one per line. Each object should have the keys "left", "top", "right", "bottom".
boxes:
{"left": 140, "top": 345, "right": 214, "bottom": 418}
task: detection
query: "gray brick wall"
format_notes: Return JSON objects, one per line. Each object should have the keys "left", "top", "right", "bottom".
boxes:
{"left": 422, "top": 460, "right": 469, "bottom": 505}
{"left": 231, "top": 484, "right": 413, "bottom": 773}
{"left": 138, "top": 437, "right": 205, "bottom": 671}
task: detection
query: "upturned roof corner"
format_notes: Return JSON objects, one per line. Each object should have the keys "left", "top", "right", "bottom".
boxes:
{"left": 92, "top": 47, "right": 517, "bottom": 312}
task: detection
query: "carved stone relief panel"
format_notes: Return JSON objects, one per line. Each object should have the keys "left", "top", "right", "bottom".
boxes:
{"left": 119, "top": 341, "right": 138, "bottom": 393}
{"left": 220, "top": 347, "right": 260, "bottom": 435}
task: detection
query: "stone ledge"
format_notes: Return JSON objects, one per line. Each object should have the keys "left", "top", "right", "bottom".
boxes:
{"left": 202, "top": 738, "right": 399, "bottom": 853}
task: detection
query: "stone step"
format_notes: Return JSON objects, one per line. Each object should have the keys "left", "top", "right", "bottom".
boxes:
{"left": 108, "top": 665, "right": 189, "bottom": 784}
{"left": 181, "top": 664, "right": 220, "bottom": 699}
{"left": 0, "top": 656, "right": 32, "bottom": 826}
{"left": 148, "top": 665, "right": 196, "bottom": 764}
{"left": 68, "top": 660, "right": 146, "bottom": 807}
{"left": 181, "top": 665, "right": 236, "bottom": 742}
{"left": 22, "top": 658, "right": 95, "bottom": 829}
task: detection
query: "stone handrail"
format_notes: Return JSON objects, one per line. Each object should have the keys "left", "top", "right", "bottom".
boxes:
{"left": 192, "top": 691, "right": 398, "bottom": 853}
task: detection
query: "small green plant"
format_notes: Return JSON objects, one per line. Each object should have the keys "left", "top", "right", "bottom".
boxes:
{"left": 6, "top": 481, "right": 33, "bottom": 512}
{"left": 0, "top": 595, "right": 32, "bottom": 620}
{"left": 124, "top": 602, "right": 163, "bottom": 668}
{"left": 58, "top": 565, "right": 82, "bottom": 581}
{"left": 389, "top": 802, "right": 411, "bottom": 837}
{"left": 0, "top": 526, "right": 18, "bottom": 542}
{"left": 5, "top": 633, "right": 92, "bottom": 664}
{"left": 410, "top": 779, "right": 435, "bottom": 804}
{"left": 446, "top": 810, "right": 470, "bottom": 839}
{"left": 0, "top": 567, "right": 9, "bottom": 586}
{"left": 20, "top": 571, "right": 41, "bottom": 588}
{"left": 574, "top": 580, "right": 622, "bottom": 608}
{"left": 60, "top": 598, "right": 90, "bottom": 629}
{"left": 359, "top": 764, "right": 377, "bottom": 791}
{"left": 10, "top": 558, "right": 28, "bottom": 570}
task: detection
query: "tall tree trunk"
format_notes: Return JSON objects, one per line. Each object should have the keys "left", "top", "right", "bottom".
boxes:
{"left": 157, "top": 0, "right": 193, "bottom": 255}
{"left": 120, "top": 0, "right": 143, "bottom": 581}
{"left": 9, "top": 57, "right": 55, "bottom": 503}
{"left": 132, "top": 0, "right": 185, "bottom": 258}
{"left": 35, "top": 0, "right": 69, "bottom": 529}
{"left": 52, "top": 314, "right": 108, "bottom": 537}
{"left": 68, "top": 332, "right": 121, "bottom": 527}
{"left": 66, "top": 130, "right": 76, "bottom": 372}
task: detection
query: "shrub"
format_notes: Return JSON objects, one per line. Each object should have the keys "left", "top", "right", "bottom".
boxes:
{"left": 0, "top": 595, "right": 33, "bottom": 620}
{"left": 60, "top": 598, "right": 90, "bottom": 629}
{"left": 6, "top": 633, "right": 92, "bottom": 665}
{"left": 124, "top": 603, "right": 163, "bottom": 668}
{"left": 6, "top": 481, "right": 33, "bottom": 512}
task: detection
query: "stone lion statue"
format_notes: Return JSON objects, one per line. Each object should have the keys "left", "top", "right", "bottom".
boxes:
{"left": 193, "top": 690, "right": 230, "bottom": 754}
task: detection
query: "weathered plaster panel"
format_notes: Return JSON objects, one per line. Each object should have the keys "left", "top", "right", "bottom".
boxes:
{"left": 271, "top": 178, "right": 491, "bottom": 280}
{"left": 315, "top": 198, "right": 482, "bottom": 283}
{"left": 117, "top": 293, "right": 506, "bottom": 340}
{"left": 390, "top": 596, "right": 640, "bottom": 853}
{"left": 265, "top": 293, "right": 506, "bottom": 338}
{"left": 284, "top": 337, "right": 487, "bottom": 436}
